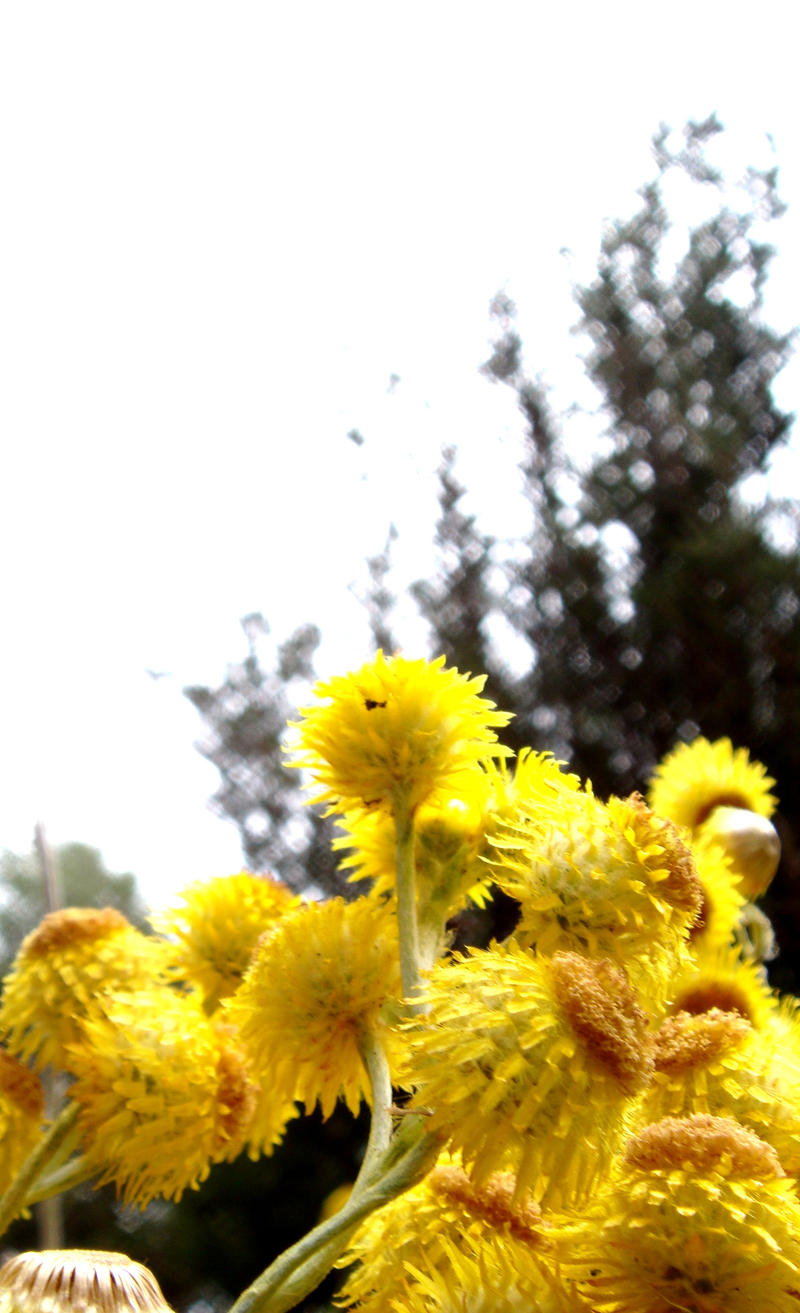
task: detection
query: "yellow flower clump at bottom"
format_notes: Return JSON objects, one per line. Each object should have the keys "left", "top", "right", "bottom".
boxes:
{"left": 288, "top": 651, "right": 512, "bottom": 815}
{"left": 225, "top": 895, "right": 401, "bottom": 1118}
{"left": 565, "top": 1114, "right": 800, "bottom": 1313}
{"left": 403, "top": 944, "right": 653, "bottom": 1207}
{"left": 336, "top": 1156, "right": 566, "bottom": 1313}
{"left": 0, "top": 907, "right": 176, "bottom": 1072}
{"left": 67, "top": 987, "right": 257, "bottom": 1208}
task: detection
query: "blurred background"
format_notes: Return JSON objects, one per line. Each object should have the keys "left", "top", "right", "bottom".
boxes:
{"left": 2, "top": 3, "right": 799, "bottom": 1309}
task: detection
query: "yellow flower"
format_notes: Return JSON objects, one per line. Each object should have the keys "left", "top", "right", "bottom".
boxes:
{"left": 667, "top": 944, "right": 779, "bottom": 1032}
{"left": 288, "top": 651, "right": 511, "bottom": 816}
{"left": 0, "top": 1050, "right": 44, "bottom": 1194}
{"left": 686, "top": 832, "right": 746, "bottom": 959}
{"left": 488, "top": 790, "right": 701, "bottom": 1003}
{"left": 67, "top": 987, "right": 258, "bottom": 1207}
{"left": 0, "top": 908, "right": 176, "bottom": 1071}
{"left": 648, "top": 736, "right": 777, "bottom": 831}
{"left": 641, "top": 1001, "right": 800, "bottom": 1175}
{"left": 566, "top": 1114, "right": 800, "bottom": 1313}
{"left": 336, "top": 1154, "right": 561, "bottom": 1313}
{"left": 336, "top": 768, "right": 496, "bottom": 914}
{"left": 225, "top": 896, "right": 401, "bottom": 1118}
{"left": 0, "top": 1250, "right": 174, "bottom": 1313}
{"left": 404, "top": 944, "right": 652, "bottom": 1207}
{"left": 151, "top": 871, "right": 297, "bottom": 1008}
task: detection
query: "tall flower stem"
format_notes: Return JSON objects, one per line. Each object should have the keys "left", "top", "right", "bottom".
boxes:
{"left": 0, "top": 1101, "right": 80, "bottom": 1240}
{"left": 352, "top": 1025, "right": 393, "bottom": 1190}
{"left": 393, "top": 797, "right": 422, "bottom": 1003}
{"left": 228, "top": 1114, "right": 438, "bottom": 1313}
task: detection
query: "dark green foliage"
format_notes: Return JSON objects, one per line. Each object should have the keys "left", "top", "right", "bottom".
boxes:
{"left": 0, "top": 841, "right": 146, "bottom": 978}
{"left": 184, "top": 614, "right": 348, "bottom": 896}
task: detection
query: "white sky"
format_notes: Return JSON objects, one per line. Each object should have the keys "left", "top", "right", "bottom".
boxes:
{"left": 1, "top": 3, "right": 798, "bottom": 907}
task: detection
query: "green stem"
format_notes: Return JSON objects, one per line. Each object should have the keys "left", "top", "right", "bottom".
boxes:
{"left": 25, "top": 1153, "right": 95, "bottom": 1205}
{"left": 0, "top": 1102, "right": 81, "bottom": 1239}
{"left": 228, "top": 1116, "right": 438, "bottom": 1313}
{"left": 393, "top": 798, "right": 422, "bottom": 1002}
{"left": 351, "top": 1026, "right": 393, "bottom": 1192}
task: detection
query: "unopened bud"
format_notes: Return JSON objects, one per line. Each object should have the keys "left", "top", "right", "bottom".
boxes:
{"left": 700, "top": 806, "right": 781, "bottom": 898}
{"left": 0, "top": 1251, "right": 173, "bottom": 1313}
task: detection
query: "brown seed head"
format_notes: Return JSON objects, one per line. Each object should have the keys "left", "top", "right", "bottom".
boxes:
{"left": 23, "top": 907, "right": 130, "bottom": 958}
{"left": 0, "top": 1249, "right": 174, "bottom": 1312}
{"left": 429, "top": 1163, "right": 544, "bottom": 1245}
{"left": 654, "top": 1008, "right": 752, "bottom": 1075}
{"left": 550, "top": 952, "right": 653, "bottom": 1093}
{"left": 625, "top": 1113, "right": 784, "bottom": 1179}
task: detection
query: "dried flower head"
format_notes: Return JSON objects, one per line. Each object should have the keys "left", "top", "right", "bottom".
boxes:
{"left": 288, "top": 651, "right": 511, "bottom": 816}
{"left": 0, "top": 1250, "right": 173, "bottom": 1313}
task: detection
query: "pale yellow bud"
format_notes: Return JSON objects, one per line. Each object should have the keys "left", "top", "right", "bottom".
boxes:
{"left": 701, "top": 805, "right": 781, "bottom": 898}
{"left": 0, "top": 1251, "right": 173, "bottom": 1313}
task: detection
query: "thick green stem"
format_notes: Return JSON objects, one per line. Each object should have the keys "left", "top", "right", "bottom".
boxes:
{"left": 228, "top": 1116, "right": 438, "bottom": 1313}
{"left": 393, "top": 798, "right": 422, "bottom": 1002}
{"left": 0, "top": 1102, "right": 81, "bottom": 1239}
{"left": 351, "top": 1026, "right": 393, "bottom": 1192}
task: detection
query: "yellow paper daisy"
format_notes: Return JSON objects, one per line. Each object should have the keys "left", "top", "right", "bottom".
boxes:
{"left": 0, "top": 1049, "right": 44, "bottom": 1194}
{"left": 685, "top": 831, "right": 747, "bottom": 959}
{"left": 567, "top": 1114, "right": 800, "bottom": 1313}
{"left": 288, "top": 651, "right": 511, "bottom": 816}
{"left": 151, "top": 871, "right": 297, "bottom": 1009}
{"left": 404, "top": 944, "right": 652, "bottom": 1207}
{"left": 488, "top": 790, "right": 701, "bottom": 1003}
{"left": 648, "top": 736, "right": 777, "bottom": 831}
{"left": 0, "top": 908, "right": 177, "bottom": 1072}
{"left": 225, "top": 895, "right": 401, "bottom": 1118}
{"left": 67, "top": 987, "right": 258, "bottom": 1207}
{"left": 336, "top": 1154, "right": 563, "bottom": 1313}
{"left": 0, "top": 1251, "right": 174, "bottom": 1313}
{"left": 667, "top": 944, "right": 780, "bottom": 1032}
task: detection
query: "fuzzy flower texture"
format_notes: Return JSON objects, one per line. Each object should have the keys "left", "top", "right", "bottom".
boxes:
{"left": 0, "top": 652, "right": 796, "bottom": 1313}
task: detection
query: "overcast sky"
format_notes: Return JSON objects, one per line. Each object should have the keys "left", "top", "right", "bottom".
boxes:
{"left": 1, "top": 3, "right": 798, "bottom": 907}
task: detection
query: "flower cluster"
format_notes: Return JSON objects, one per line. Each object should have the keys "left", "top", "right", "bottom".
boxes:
{"left": 0, "top": 652, "right": 795, "bottom": 1313}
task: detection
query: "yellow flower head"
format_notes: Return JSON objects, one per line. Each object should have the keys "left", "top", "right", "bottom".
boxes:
{"left": 0, "top": 1250, "right": 174, "bottom": 1313}
{"left": 288, "top": 651, "right": 511, "bottom": 816}
{"left": 67, "top": 987, "right": 258, "bottom": 1207}
{"left": 0, "top": 1049, "right": 44, "bottom": 1194}
{"left": 336, "top": 767, "right": 496, "bottom": 915}
{"left": 648, "top": 736, "right": 777, "bottom": 831}
{"left": 686, "top": 832, "right": 747, "bottom": 959}
{"left": 488, "top": 790, "right": 701, "bottom": 1000}
{"left": 151, "top": 871, "right": 297, "bottom": 1009}
{"left": 567, "top": 1114, "right": 800, "bottom": 1313}
{"left": 0, "top": 908, "right": 176, "bottom": 1071}
{"left": 404, "top": 944, "right": 652, "bottom": 1206}
{"left": 225, "top": 896, "right": 401, "bottom": 1119}
{"left": 668, "top": 944, "right": 780, "bottom": 1032}
{"left": 336, "top": 1154, "right": 560, "bottom": 1313}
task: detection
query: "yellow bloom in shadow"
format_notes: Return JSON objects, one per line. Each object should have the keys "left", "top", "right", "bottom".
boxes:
{"left": 288, "top": 651, "right": 511, "bottom": 816}
{"left": 225, "top": 896, "right": 401, "bottom": 1118}
{"left": 151, "top": 871, "right": 298, "bottom": 1009}
{"left": 67, "top": 988, "right": 258, "bottom": 1208}
{"left": 0, "top": 1050, "right": 44, "bottom": 1194}
{"left": 0, "top": 908, "right": 176, "bottom": 1072}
